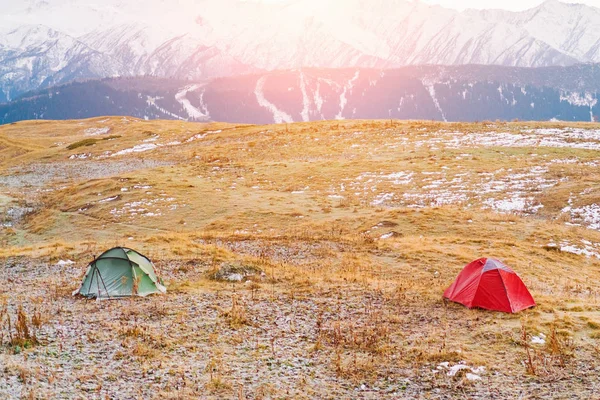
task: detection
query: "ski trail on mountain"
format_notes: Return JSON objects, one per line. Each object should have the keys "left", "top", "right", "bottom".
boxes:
{"left": 255, "top": 76, "right": 293, "bottom": 124}
{"left": 335, "top": 71, "right": 360, "bottom": 120}
{"left": 176, "top": 85, "right": 210, "bottom": 121}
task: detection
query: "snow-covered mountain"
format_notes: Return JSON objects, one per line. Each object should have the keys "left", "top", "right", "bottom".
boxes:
{"left": 2, "top": 0, "right": 600, "bottom": 103}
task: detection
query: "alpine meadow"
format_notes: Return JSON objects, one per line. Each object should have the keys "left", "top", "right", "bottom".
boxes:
{"left": 2, "top": 1, "right": 600, "bottom": 399}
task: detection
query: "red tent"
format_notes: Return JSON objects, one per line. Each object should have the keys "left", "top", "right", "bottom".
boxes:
{"left": 443, "top": 258, "right": 535, "bottom": 313}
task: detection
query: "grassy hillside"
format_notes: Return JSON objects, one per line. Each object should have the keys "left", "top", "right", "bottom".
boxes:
{"left": 1, "top": 117, "right": 600, "bottom": 398}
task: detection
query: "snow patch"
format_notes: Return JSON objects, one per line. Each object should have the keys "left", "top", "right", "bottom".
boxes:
{"left": 423, "top": 81, "right": 447, "bottom": 122}
{"left": 372, "top": 193, "right": 395, "bottom": 206}
{"left": 111, "top": 143, "right": 158, "bottom": 156}
{"left": 560, "top": 92, "right": 598, "bottom": 122}
{"left": 98, "top": 196, "right": 119, "bottom": 203}
{"left": 146, "top": 96, "right": 184, "bottom": 120}
{"left": 185, "top": 133, "right": 207, "bottom": 143}
{"left": 484, "top": 197, "right": 526, "bottom": 213}
{"left": 558, "top": 240, "right": 600, "bottom": 259}
{"left": 84, "top": 127, "right": 110, "bottom": 136}
{"left": 69, "top": 153, "right": 90, "bottom": 160}
{"left": 437, "top": 362, "right": 486, "bottom": 380}
{"left": 441, "top": 128, "right": 600, "bottom": 152}
{"left": 176, "top": 84, "right": 210, "bottom": 121}
{"left": 335, "top": 71, "right": 360, "bottom": 120}
{"left": 299, "top": 71, "right": 311, "bottom": 122}
{"left": 531, "top": 333, "right": 546, "bottom": 345}
{"left": 314, "top": 82, "right": 324, "bottom": 116}
{"left": 564, "top": 204, "right": 600, "bottom": 230}
{"left": 466, "top": 373, "right": 482, "bottom": 381}
{"left": 255, "top": 76, "right": 293, "bottom": 124}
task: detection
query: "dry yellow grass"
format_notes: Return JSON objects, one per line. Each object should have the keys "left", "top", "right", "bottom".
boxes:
{"left": 1, "top": 117, "right": 600, "bottom": 398}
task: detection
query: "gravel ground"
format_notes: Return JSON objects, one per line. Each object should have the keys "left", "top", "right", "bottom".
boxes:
{"left": 0, "top": 160, "right": 173, "bottom": 188}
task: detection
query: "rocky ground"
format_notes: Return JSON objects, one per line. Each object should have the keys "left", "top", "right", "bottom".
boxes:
{"left": 2, "top": 244, "right": 600, "bottom": 399}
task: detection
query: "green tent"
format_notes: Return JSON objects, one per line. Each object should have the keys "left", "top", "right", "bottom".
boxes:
{"left": 73, "top": 247, "right": 166, "bottom": 299}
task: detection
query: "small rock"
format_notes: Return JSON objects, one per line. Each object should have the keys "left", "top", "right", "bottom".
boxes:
{"left": 208, "top": 262, "right": 264, "bottom": 282}
{"left": 380, "top": 231, "right": 403, "bottom": 239}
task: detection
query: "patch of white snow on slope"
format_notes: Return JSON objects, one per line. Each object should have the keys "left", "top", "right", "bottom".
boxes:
{"left": 185, "top": 133, "right": 206, "bottom": 143}
{"left": 335, "top": 71, "right": 360, "bottom": 120}
{"left": 484, "top": 197, "right": 528, "bottom": 213}
{"left": 299, "top": 71, "right": 311, "bottom": 122}
{"left": 560, "top": 92, "right": 598, "bottom": 122}
{"left": 84, "top": 127, "right": 110, "bottom": 136}
{"left": 111, "top": 143, "right": 158, "bottom": 157}
{"left": 423, "top": 81, "right": 447, "bottom": 122}
{"left": 441, "top": 129, "right": 600, "bottom": 151}
{"left": 355, "top": 171, "right": 414, "bottom": 185}
{"left": 436, "top": 362, "right": 486, "bottom": 379}
{"left": 314, "top": 81, "right": 324, "bottom": 117}
{"left": 560, "top": 243, "right": 600, "bottom": 259}
{"left": 99, "top": 195, "right": 119, "bottom": 203}
{"left": 175, "top": 85, "right": 210, "bottom": 121}
{"left": 372, "top": 193, "right": 395, "bottom": 206}
{"left": 531, "top": 333, "right": 546, "bottom": 345}
{"left": 564, "top": 204, "right": 600, "bottom": 231}
{"left": 146, "top": 96, "right": 185, "bottom": 120}
{"left": 255, "top": 76, "right": 293, "bottom": 124}
{"left": 69, "top": 153, "right": 90, "bottom": 160}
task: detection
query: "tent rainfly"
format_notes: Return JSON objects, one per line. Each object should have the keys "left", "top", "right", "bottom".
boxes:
{"left": 73, "top": 247, "right": 166, "bottom": 299}
{"left": 443, "top": 258, "right": 535, "bottom": 313}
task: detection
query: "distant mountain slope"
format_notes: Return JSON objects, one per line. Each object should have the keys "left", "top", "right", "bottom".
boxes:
{"left": 0, "top": 78, "right": 189, "bottom": 123}
{"left": 2, "top": 0, "right": 600, "bottom": 102}
{"left": 2, "top": 65, "right": 599, "bottom": 124}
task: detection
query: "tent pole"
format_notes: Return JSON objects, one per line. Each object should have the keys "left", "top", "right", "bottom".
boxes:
{"left": 95, "top": 268, "right": 103, "bottom": 299}
{"left": 96, "top": 266, "right": 111, "bottom": 300}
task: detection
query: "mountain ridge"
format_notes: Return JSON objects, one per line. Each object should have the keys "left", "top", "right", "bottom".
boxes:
{"left": 2, "top": 64, "right": 599, "bottom": 125}
{"left": 2, "top": 0, "right": 600, "bottom": 103}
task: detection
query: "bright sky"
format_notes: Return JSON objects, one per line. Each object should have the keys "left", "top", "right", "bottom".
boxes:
{"left": 257, "top": 0, "right": 600, "bottom": 11}
{"left": 420, "top": 0, "right": 600, "bottom": 11}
